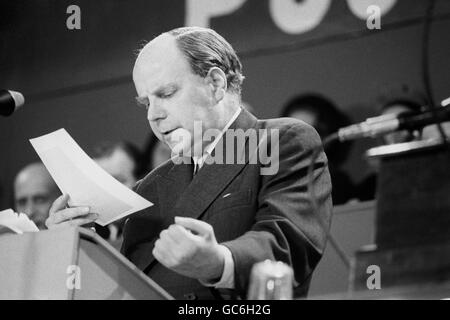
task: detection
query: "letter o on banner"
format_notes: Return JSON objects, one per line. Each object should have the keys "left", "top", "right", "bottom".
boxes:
{"left": 270, "top": 0, "right": 332, "bottom": 34}
{"left": 185, "top": 0, "right": 246, "bottom": 28}
{"left": 347, "top": 0, "right": 397, "bottom": 20}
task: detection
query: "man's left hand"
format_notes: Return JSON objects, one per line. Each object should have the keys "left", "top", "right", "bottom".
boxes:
{"left": 152, "top": 216, "right": 225, "bottom": 282}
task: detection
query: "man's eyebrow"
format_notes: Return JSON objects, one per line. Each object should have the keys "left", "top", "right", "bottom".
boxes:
{"left": 153, "top": 83, "right": 178, "bottom": 95}
{"left": 135, "top": 83, "right": 178, "bottom": 104}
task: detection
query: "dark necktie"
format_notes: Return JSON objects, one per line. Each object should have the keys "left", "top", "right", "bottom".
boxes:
{"left": 177, "top": 157, "right": 195, "bottom": 186}
{"left": 193, "top": 160, "right": 199, "bottom": 176}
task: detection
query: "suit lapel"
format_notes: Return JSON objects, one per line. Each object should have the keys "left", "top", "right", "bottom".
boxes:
{"left": 173, "top": 109, "right": 258, "bottom": 220}
{"left": 143, "top": 109, "right": 258, "bottom": 272}
{"left": 156, "top": 157, "right": 194, "bottom": 221}
{"left": 134, "top": 158, "right": 193, "bottom": 272}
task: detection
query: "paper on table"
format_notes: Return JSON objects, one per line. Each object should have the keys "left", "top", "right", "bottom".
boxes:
{"left": 30, "top": 128, "right": 153, "bottom": 226}
{"left": 0, "top": 209, "right": 39, "bottom": 234}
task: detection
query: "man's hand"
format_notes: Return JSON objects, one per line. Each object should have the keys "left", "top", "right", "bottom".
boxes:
{"left": 45, "top": 194, "right": 98, "bottom": 229}
{"left": 152, "top": 216, "right": 225, "bottom": 282}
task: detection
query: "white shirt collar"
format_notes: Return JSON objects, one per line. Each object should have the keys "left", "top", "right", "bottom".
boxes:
{"left": 193, "top": 107, "right": 242, "bottom": 169}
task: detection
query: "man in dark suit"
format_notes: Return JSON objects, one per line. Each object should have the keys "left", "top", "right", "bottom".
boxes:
{"left": 46, "top": 27, "right": 332, "bottom": 300}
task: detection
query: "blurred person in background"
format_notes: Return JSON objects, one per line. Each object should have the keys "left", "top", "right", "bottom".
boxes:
{"left": 281, "top": 93, "right": 355, "bottom": 205}
{"left": 91, "top": 141, "right": 144, "bottom": 247}
{"left": 13, "top": 162, "right": 61, "bottom": 230}
{"left": 92, "top": 141, "right": 145, "bottom": 188}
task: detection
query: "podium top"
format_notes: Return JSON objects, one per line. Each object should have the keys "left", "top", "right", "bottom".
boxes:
{"left": 0, "top": 227, "right": 173, "bottom": 300}
{"left": 76, "top": 227, "right": 173, "bottom": 299}
{"left": 366, "top": 139, "right": 447, "bottom": 159}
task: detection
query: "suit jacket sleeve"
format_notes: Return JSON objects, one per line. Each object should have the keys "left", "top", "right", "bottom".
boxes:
{"left": 221, "top": 122, "right": 333, "bottom": 297}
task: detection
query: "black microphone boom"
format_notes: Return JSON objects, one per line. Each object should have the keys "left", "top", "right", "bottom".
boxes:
{"left": 399, "top": 107, "right": 449, "bottom": 131}
{"left": 0, "top": 89, "right": 25, "bottom": 117}
{"left": 338, "top": 104, "right": 450, "bottom": 142}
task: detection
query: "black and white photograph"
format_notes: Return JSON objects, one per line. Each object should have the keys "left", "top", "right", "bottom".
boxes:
{"left": 0, "top": 0, "right": 449, "bottom": 305}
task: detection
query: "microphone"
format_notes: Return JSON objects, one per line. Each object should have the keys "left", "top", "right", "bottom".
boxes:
{"left": 0, "top": 90, "right": 25, "bottom": 117}
{"left": 338, "top": 103, "right": 450, "bottom": 142}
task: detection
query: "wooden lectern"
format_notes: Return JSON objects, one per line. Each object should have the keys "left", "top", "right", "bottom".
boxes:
{"left": 0, "top": 227, "right": 173, "bottom": 300}
{"left": 349, "top": 141, "right": 450, "bottom": 299}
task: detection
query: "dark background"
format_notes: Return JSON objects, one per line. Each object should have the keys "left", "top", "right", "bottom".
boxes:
{"left": 1, "top": 0, "right": 450, "bottom": 209}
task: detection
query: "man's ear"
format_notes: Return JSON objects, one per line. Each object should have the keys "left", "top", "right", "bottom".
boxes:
{"left": 206, "top": 67, "right": 227, "bottom": 102}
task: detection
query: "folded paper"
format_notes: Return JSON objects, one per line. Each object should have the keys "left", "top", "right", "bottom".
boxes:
{"left": 30, "top": 129, "right": 153, "bottom": 226}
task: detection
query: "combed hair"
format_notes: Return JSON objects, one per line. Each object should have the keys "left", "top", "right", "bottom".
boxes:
{"left": 167, "top": 27, "right": 245, "bottom": 96}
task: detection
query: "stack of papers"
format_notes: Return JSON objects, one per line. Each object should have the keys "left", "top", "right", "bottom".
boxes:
{"left": 29, "top": 129, "right": 153, "bottom": 226}
{"left": 0, "top": 209, "right": 39, "bottom": 235}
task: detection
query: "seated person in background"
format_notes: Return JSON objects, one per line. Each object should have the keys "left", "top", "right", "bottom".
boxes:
{"left": 356, "top": 90, "right": 427, "bottom": 201}
{"left": 92, "top": 141, "right": 144, "bottom": 188}
{"left": 13, "top": 162, "right": 61, "bottom": 230}
{"left": 91, "top": 141, "right": 144, "bottom": 245}
{"left": 281, "top": 94, "right": 355, "bottom": 205}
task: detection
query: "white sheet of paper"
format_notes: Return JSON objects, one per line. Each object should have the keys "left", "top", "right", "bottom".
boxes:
{"left": 0, "top": 209, "right": 39, "bottom": 234}
{"left": 30, "top": 129, "right": 153, "bottom": 226}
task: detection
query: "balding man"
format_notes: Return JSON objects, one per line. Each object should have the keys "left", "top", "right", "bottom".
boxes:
{"left": 46, "top": 27, "right": 332, "bottom": 299}
{"left": 14, "top": 162, "right": 60, "bottom": 230}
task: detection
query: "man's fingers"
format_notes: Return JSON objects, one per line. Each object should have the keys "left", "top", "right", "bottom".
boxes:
{"left": 174, "top": 216, "right": 213, "bottom": 238}
{"left": 153, "top": 239, "right": 174, "bottom": 266}
{"left": 68, "top": 216, "right": 99, "bottom": 227}
{"left": 49, "top": 194, "right": 70, "bottom": 215}
{"left": 51, "top": 208, "right": 95, "bottom": 224}
{"left": 166, "top": 224, "right": 189, "bottom": 244}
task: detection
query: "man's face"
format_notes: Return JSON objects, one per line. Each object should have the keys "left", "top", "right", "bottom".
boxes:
{"left": 95, "top": 148, "right": 137, "bottom": 189}
{"left": 133, "top": 34, "right": 218, "bottom": 157}
{"left": 14, "top": 166, "right": 59, "bottom": 230}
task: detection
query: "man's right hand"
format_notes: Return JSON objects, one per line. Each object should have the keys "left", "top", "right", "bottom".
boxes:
{"left": 45, "top": 194, "right": 99, "bottom": 229}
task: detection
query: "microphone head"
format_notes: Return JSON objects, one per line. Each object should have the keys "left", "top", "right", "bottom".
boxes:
{"left": 0, "top": 89, "right": 25, "bottom": 116}
{"left": 9, "top": 90, "right": 25, "bottom": 109}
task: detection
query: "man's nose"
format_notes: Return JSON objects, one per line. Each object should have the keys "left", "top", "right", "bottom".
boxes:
{"left": 147, "top": 98, "right": 166, "bottom": 121}
{"left": 23, "top": 202, "right": 37, "bottom": 218}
